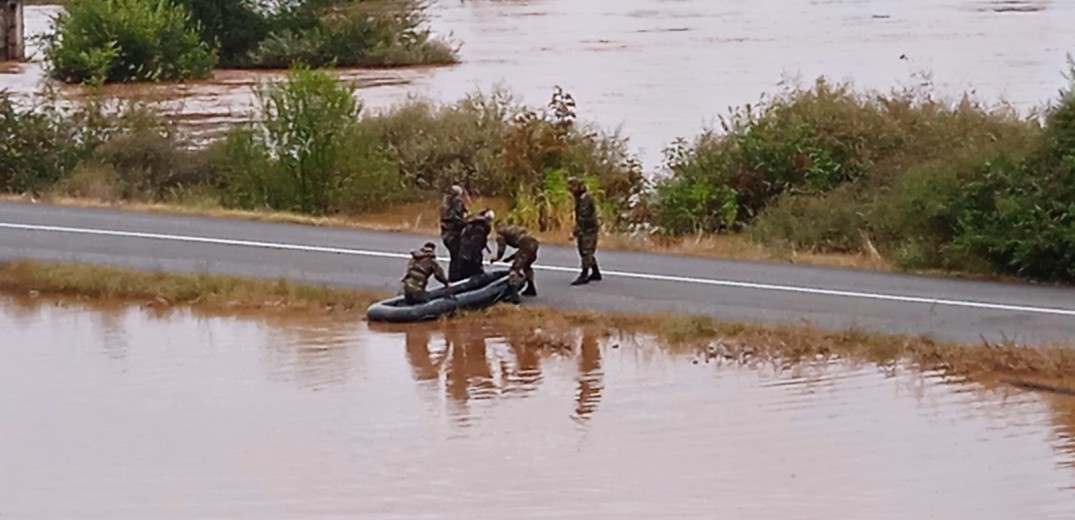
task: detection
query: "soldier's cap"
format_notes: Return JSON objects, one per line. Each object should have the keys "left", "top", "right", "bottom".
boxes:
{"left": 422, "top": 241, "right": 437, "bottom": 250}
{"left": 481, "top": 209, "right": 495, "bottom": 220}
{"left": 450, "top": 185, "right": 464, "bottom": 195}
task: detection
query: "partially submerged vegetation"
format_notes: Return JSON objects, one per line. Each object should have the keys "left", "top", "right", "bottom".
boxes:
{"left": 2, "top": 57, "right": 1075, "bottom": 283}
{"left": 40, "top": 0, "right": 458, "bottom": 84}
{"left": 3, "top": 260, "right": 1074, "bottom": 393}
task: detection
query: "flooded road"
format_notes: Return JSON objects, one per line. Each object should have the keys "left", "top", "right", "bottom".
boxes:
{"left": 2, "top": 296, "right": 1075, "bottom": 519}
{"left": 3, "top": 1, "right": 1073, "bottom": 170}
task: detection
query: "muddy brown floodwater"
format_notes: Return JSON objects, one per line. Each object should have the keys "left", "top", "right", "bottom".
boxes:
{"left": 1, "top": 295, "right": 1074, "bottom": 519}
{"left": 3, "top": 1, "right": 1073, "bottom": 170}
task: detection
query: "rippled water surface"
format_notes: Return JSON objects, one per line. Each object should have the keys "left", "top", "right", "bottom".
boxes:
{"left": 1, "top": 296, "right": 1074, "bottom": 519}
{"left": 3, "top": 0, "right": 1072, "bottom": 169}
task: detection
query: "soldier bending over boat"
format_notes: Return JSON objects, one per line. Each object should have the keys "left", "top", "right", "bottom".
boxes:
{"left": 492, "top": 220, "right": 540, "bottom": 300}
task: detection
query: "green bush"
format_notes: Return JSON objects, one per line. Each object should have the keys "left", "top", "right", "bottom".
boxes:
{"left": 362, "top": 86, "right": 645, "bottom": 230}
{"left": 750, "top": 186, "right": 867, "bottom": 254}
{"left": 91, "top": 121, "right": 207, "bottom": 200}
{"left": 652, "top": 136, "right": 738, "bottom": 233}
{"left": 0, "top": 93, "right": 85, "bottom": 193}
{"left": 244, "top": 0, "right": 457, "bottom": 68}
{"left": 748, "top": 64, "right": 1075, "bottom": 282}
{"left": 211, "top": 62, "right": 403, "bottom": 214}
{"left": 43, "top": 0, "right": 216, "bottom": 84}
{"left": 175, "top": 0, "right": 270, "bottom": 67}
{"left": 360, "top": 89, "right": 514, "bottom": 193}
{"left": 653, "top": 78, "right": 1036, "bottom": 234}
{"left": 943, "top": 87, "right": 1075, "bottom": 281}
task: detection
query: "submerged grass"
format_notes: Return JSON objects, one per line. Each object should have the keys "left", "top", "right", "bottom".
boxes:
{"left": 471, "top": 305, "right": 1075, "bottom": 393}
{"left": 2, "top": 260, "right": 1072, "bottom": 393}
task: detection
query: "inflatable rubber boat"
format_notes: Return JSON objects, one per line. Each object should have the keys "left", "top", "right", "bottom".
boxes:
{"left": 366, "top": 269, "right": 513, "bottom": 323}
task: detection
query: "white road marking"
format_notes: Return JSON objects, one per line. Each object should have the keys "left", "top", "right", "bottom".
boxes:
{"left": 2, "top": 221, "right": 1075, "bottom": 318}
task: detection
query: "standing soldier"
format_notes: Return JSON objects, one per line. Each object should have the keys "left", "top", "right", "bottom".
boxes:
{"left": 491, "top": 220, "right": 540, "bottom": 298}
{"left": 401, "top": 242, "right": 450, "bottom": 305}
{"left": 568, "top": 177, "right": 602, "bottom": 286}
{"left": 440, "top": 185, "right": 469, "bottom": 282}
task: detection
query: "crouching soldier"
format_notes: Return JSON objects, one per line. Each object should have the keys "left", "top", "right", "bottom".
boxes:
{"left": 491, "top": 220, "right": 539, "bottom": 298}
{"left": 401, "top": 242, "right": 450, "bottom": 304}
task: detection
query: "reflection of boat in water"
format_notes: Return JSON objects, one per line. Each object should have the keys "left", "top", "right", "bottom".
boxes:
{"left": 366, "top": 269, "right": 513, "bottom": 323}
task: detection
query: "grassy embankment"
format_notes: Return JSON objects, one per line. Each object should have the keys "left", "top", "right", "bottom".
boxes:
{"left": 3, "top": 260, "right": 1074, "bottom": 395}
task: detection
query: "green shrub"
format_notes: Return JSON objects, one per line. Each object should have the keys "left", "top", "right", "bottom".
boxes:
{"left": 211, "top": 62, "right": 403, "bottom": 214}
{"left": 175, "top": 0, "right": 270, "bottom": 67}
{"left": 750, "top": 64, "right": 1074, "bottom": 282}
{"left": 363, "top": 86, "right": 645, "bottom": 229}
{"left": 43, "top": 0, "right": 216, "bottom": 84}
{"left": 0, "top": 93, "right": 86, "bottom": 193}
{"left": 652, "top": 136, "right": 738, "bottom": 233}
{"left": 750, "top": 186, "right": 867, "bottom": 254}
{"left": 244, "top": 0, "right": 457, "bottom": 68}
{"left": 361, "top": 89, "right": 514, "bottom": 193}
{"left": 944, "top": 157, "right": 1075, "bottom": 282}
{"left": 653, "top": 77, "right": 1036, "bottom": 234}
{"left": 92, "top": 125, "right": 207, "bottom": 201}
{"left": 942, "top": 84, "right": 1075, "bottom": 282}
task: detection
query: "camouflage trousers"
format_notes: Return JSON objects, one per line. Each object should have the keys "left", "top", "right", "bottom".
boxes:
{"left": 442, "top": 233, "right": 463, "bottom": 282}
{"left": 575, "top": 231, "right": 598, "bottom": 270}
{"left": 402, "top": 280, "right": 431, "bottom": 305}
{"left": 511, "top": 238, "right": 539, "bottom": 283}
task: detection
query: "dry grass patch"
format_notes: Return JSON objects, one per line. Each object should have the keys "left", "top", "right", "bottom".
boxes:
{"left": 0, "top": 261, "right": 386, "bottom": 312}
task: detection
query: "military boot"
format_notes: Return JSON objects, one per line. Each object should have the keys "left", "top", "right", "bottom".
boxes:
{"left": 522, "top": 280, "right": 537, "bottom": 297}
{"left": 571, "top": 268, "right": 590, "bottom": 286}
{"left": 589, "top": 263, "right": 602, "bottom": 282}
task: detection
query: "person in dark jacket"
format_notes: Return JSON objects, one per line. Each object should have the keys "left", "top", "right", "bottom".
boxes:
{"left": 568, "top": 177, "right": 602, "bottom": 285}
{"left": 456, "top": 209, "right": 494, "bottom": 281}
{"left": 401, "top": 242, "right": 450, "bottom": 304}
{"left": 440, "top": 185, "right": 469, "bottom": 281}
{"left": 491, "top": 220, "right": 539, "bottom": 298}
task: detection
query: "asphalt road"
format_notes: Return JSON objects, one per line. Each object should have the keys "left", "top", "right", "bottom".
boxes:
{"left": 0, "top": 201, "right": 1073, "bottom": 344}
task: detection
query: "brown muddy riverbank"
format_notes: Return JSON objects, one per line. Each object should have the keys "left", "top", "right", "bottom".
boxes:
{"left": 2, "top": 294, "right": 1075, "bottom": 518}
{"left": 4, "top": 1, "right": 1073, "bottom": 169}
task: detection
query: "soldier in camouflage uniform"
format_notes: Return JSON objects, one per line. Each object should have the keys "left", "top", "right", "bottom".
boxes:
{"left": 457, "top": 209, "right": 494, "bottom": 281}
{"left": 568, "top": 177, "right": 602, "bottom": 286}
{"left": 440, "top": 185, "right": 469, "bottom": 282}
{"left": 401, "top": 242, "right": 450, "bottom": 304}
{"left": 491, "top": 220, "right": 540, "bottom": 298}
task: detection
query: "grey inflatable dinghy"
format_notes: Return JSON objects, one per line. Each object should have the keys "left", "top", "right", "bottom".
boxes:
{"left": 366, "top": 269, "right": 513, "bottom": 323}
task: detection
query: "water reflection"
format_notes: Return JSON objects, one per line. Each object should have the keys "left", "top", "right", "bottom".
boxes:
{"left": 3, "top": 296, "right": 1075, "bottom": 519}
{"left": 573, "top": 331, "right": 604, "bottom": 423}
{"left": 377, "top": 321, "right": 607, "bottom": 425}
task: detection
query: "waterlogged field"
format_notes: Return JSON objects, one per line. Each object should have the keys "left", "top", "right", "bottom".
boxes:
{"left": 1, "top": 295, "right": 1074, "bottom": 518}
{"left": 2, "top": 0, "right": 1072, "bottom": 169}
